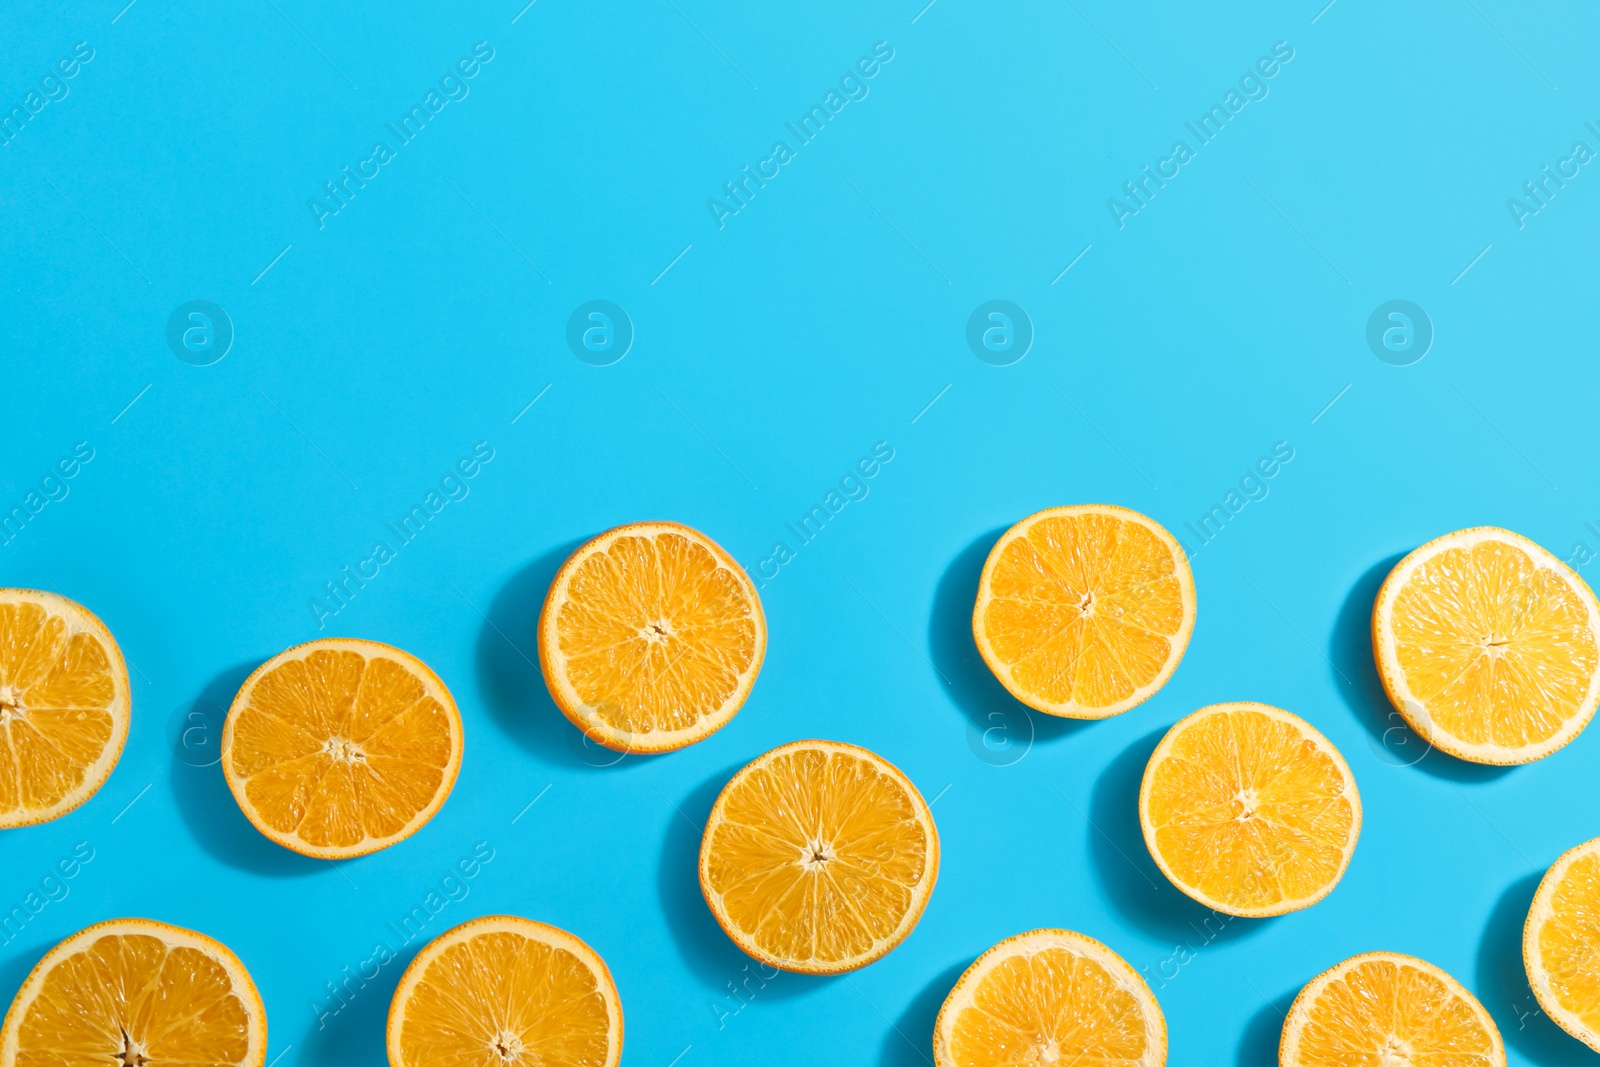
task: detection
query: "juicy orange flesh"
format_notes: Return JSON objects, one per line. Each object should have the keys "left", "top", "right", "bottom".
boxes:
{"left": 0, "top": 602, "right": 117, "bottom": 818}
{"left": 1292, "top": 959, "right": 1497, "bottom": 1064}
{"left": 555, "top": 532, "right": 758, "bottom": 735}
{"left": 228, "top": 649, "right": 454, "bottom": 849}
{"left": 1391, "top": 539, "right": 1598, "bottom": 749}
{"left": 704, "top": 748, "right": 930, "bottom": 966}
{"left": 948, "top": 948, "right": 1150, "bottom": 1066}
{"left": 1538, "top": 852, "right": 1600, "bottom": 1032}
{"left": 1145, "top": 710, "right": 1354, "bottom": 911}
{"left": 981, "top": 513, "right": 1185, "bottom": 708}
{"left": 398, "top": 931, "right": 612, "bottom": 1067}
{"left": 15, "top": 933, "right": 251, "bottom": 1066}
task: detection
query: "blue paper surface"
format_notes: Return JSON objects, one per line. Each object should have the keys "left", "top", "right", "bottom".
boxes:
{"left": 3, "top": 0, "right": 1599, "bottom": 1062}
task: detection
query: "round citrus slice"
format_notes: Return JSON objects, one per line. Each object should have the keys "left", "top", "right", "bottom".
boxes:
{"left": 1139, "top": 702, "right": 1361, "bottom": 917}
{"left": 0, "top": 918, "right": 266, "bottom": 1067}
{"left": 0, "top": 588, "right": 130, "bottom": 829}
{"left": 1524, "top": 835, "right": 1600, "bottom": 1050}
{"left": 221, "top": 637, "right": 463, "bottom": 859}
{"left": 699, "top": 739, "right": 938, "bottom": 974}
{"left": 387, "top": 915, "right": 622, "bottom": 1067}
{"left": 1373, "top": 526, "right": 1600, "bottom": 764}
{"left": 538, "top": 521, "right": 765, "bottom": 753}
{"left": 1281, "top": 951, "right": 1504, "bottom": 1066}
{"left": 934, "top": 928, "right": 1166, "bottom": 1067}
{"left": 973, "top": 505, "right": 1195, "bottom": 719}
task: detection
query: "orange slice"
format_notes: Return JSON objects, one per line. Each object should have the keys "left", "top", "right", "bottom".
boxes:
{"left": 1525, "top": 835, "right": 1600, "bottom": 1050}
{"left": 1281, "top": 952, "right": 1504, "bottom": 1066}
{"left": 973, "top": 505, "right": 1195, "bottom": 718}
{"left": 0, "top": 588, "right": 130, "bottom": 828}
{"left": 221, "top": 637, "right": 463, "bottom": 859}
{"left": 0, "top": 918, "right": 266, "bottom": 1067}
{"left": 538, "top": 521, "right": 765, "bottom": 753}
{"left": 387, "top": 915, "right": 622, "bottom": 1067}
{"left": 699, "top": 739, "right": 938, "bottom": 974}
{"left": 1139, "top": 702, "right": 1361, "bottom": 917}
{"left": 1373, "top": 526, "right": 1600, "bottom": 764}
{"left": 934, "top": 928, "right": 1166, "bottom": 1067}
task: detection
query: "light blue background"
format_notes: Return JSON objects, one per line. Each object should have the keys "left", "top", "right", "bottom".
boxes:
{"left": 3, "top": 0, "right": 1599, "bottom": 1063}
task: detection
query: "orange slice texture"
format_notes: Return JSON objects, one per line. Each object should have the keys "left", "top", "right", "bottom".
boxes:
{"left": 221, "top": 638, "right": 463, "bottom": 859}
{"left": 699, "top": 739, "right": 938, "bottom": 974}
{"left": 1281, "top": 952, "right": 1504, "bottom": 1066}
{"left": 387, "top": 915, "right": 622, "bottom": 1067}
{"left": 0, "top": 589, "right": 130, "bottom": 828}
{"left": 1139, "top": 703, "right": 1361, "bottom": 917}
{"left": 1525, "top": 836, "right": 1600, "bottom": 1050}
{"left": 1373, "top": 526, "right": 1600, "bottom": 764}
{"left": 973, "top": 505, "right": 1195, "bottom": 718}
{"left": 0, "top": 918, "right": 265, "bottom": 1067}
{"left": 934, "top": 929, "right": 1166, "bottom": 1067}
{"left": 539, "top": 521, "right": 765, "bottom": 753}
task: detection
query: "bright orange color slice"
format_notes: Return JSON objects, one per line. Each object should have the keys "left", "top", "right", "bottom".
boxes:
{"left": 973, "top": 505, "right": 1195, "bottom": 718}
{"left": 699, "top": 739, "right": 938, "bottom": 974}
{"left": 1373, "top": 526, "right": 1600, "bottom": 764}
{"left": 1525, "top": 836, "right": 1600, "bottom": 1050}
{"left": 221, "top": 637, "right": 463, "bottom": 859}
{"left": 0, "top": 589, "right": 130, "bottom": 829}
{"left": 387, "top": 915, "right": 622, "bottom": 1067}
{"left": 0, "top": 918, "right": 266, "bottom": 1067}
{"left": 1139, "top": 703, "right": 1361, "bottom": 917}
{"left": 539, "top": 522, "right": 765, "bottom": 753}
{"left": 1281, "top": 952, "right": 1504, "bottom": 1066}
{"left": 934, "top": 928, "right": 1166, "bottom": 1067}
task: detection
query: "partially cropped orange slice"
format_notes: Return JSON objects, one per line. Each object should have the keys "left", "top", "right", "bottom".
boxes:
{"left": 1281, "top": 952, "right": 1504, "bottom": 1066}
{"left": 1374, "top": 526, "right": 1600, "bottom": 764}
{"left": 0, "top": 589, "right": 130, "bottom": 828}
{"left": 1140, "top": 703, "right": 1361, "bottom": 917}
{"left": 539, "top": 521, "right": 765, "bottom": 753}
{"left": 973, "top": 505, "right": 1195, "bottom": 718}
{"left": 0, "top": 918, "right": 266, "bottom": 1067}
{"left": 221, "top": 638, "right": 463, "bottom": 858}
{"left": 1525, "top": 836, "right": 1600, "bottom": 1050}
{"left": 387, "top": 915, "right": 622, "bottom": 1067}
{"left": 934, "top": 928, "right": 1166, "bottom": 1067}
{"left": 699, "top": 739, "right": 938, "bottom": 974}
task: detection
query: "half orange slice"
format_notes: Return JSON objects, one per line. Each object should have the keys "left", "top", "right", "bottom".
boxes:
{"left": 1281, "top": 952, "right": 1503, "bottom": 1065}
{"left": 387, "top": 915, "right": 622, "bottom": 1067}
{"left": 0, "top": 918, "right": 266, "bottom": 1067}
{"left": 221, "top": 637, "right": 463, "bottom": 858}
{"left": 0, "top": 588, "right": 130, "bottom": 828}
{"left": 699, "top": 739, "right": 938, "bottom": 974}
{"left": 1140, "top": 703, "right": 1361, "bottom": 917}
{"left": 1373, "top": 527, "right": 1600, "bottom": 764}
{"left": 1525, "top": 835, "right": 1600, "bottom": 1050}
{"left": 539, "top": 521, "right": 765, "bottom": 753}
{"left": 973, "top": 505, "right": 1195, "bottom": 718}
{"left": 934, "top": 928, "right": 1166, "bottom": 1066}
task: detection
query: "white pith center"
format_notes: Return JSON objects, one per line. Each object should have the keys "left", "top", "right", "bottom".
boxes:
{"left": 0, "top": 683, "right": 20, "bottom": 724}
{"left": 1377, "top": 1035, "right": 1412, "bottom": 1066}
{"left": 640, "top": 619, "right": 675, "bottom": 644}
{"left": 799, "top": 837, "right": 835, "bottom": 871}
{"left": 1233, "top": 788, "right": 1259, "bottom": 822}
{"left": 490, "top": 1030, "right": 524, "bottom": 1062}
{"left": 324, "top": 737, "right": 366, "bottom": 763}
